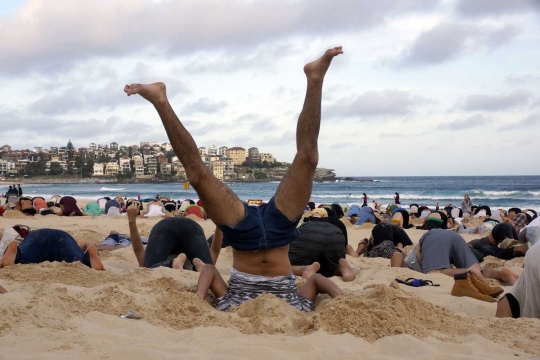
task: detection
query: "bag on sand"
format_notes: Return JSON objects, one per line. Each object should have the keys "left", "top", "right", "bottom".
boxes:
{"left": 395, "top": 278, "right": 440, "bottom": 287}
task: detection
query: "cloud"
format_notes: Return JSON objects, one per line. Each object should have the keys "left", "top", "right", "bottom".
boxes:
{"left": 249, "top": 119, "right": 279, "bottom": 133}
{"left": 455, "top": 0, "right": 540, "bottom": 18}
{"left": 324, "top": 90, "right": 429, "bottom": 119}
{"left": 437, "top": 114, "right": 488, "bottom": 131}
{"left": 505, "top": 73, "right": 540, "bottom": 84}
{"left": 379, "top": 133, "right": 405, "bottom": 138}
{"left": 392, "top": 22, "right": 519, "bottom": 67}
{"left": 0, "top": 0, "right": 440, "bottom": 75}
{"left": 180, "top": 97, "right": 228, "bottom": 115}
{"left": 498, "top": 111, "right": 540, "bottom": 130}
{"left": 456, "top": 89, "right": 533, "bottom": 111}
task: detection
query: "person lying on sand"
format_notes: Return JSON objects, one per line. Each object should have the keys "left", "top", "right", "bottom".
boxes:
{"left": 126, "top": 204, "right": 213, "bottom": 269}
{"left": 0, "top": 228, "right": 104, "bottom": 270}
{"left": 348, "top": 222, "right": 413, "bottom": 260}
{"left": 496, "top": 242, "right": 540, "bottom": 319}
{"left": 392, "top": 229, "right": 519, "bottom": 285}
{"left": 96, "top": 231, "right": 133, "bottom": 251}
{"left": 57, "top": 196, "right": 85, "bottom": 216}
{"left": 467, "top": 223, "right": 528, "bottom": 261}
{"left": 125, "top": 46, "right": 345, "bottom": 312}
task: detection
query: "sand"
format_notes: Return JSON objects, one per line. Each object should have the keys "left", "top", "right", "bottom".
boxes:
{"left": 1, "top": 212, "right": 539, "bottom": 359}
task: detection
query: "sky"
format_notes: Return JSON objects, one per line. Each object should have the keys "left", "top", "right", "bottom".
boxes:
{"left": 0, "top": 0, "right": 539, "bottom": 176}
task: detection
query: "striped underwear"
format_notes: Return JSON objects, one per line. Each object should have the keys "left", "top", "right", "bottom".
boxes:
{"left": 214, "top": 268, "right": 315, "bottom": 312}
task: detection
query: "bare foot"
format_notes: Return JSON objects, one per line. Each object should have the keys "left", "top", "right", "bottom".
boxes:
{"left": 302, "top": 262, "right": 320, "bottom": 279}
{"left": 0, "top": 242, "right": 19, "bottom": 268}
{"left": 501, "top": 268, "right": 519, "bottom": 286}
{"left": 192, "top": 258, "right": 205, "bottom": 272}
{"left": 87, "top": 244, "right": 105, "bottom": 271}
{"left": 346, "top": 244, "right": 358, "bottom": 258}
{"left": 172, "top": 253, "right": 187, "bottom": 270}
{"left": 338, "top": 258, "right": 356, "bottom": 282}
{"left": 303, "top": 46, "right": 343, "bottom": 82}
{"left": 124, "top": 82, "right": 167, "bottom": 105}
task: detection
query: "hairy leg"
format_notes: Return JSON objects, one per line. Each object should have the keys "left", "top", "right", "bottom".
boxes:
{"left": 274, "top": 47, "right": 343, "bottom": 221}
{"left": 124, "top": 83, "right": 245, "bottom": 227}
{"left": 196, "top": 264, "right": 228, "bottom": 299}
{"left": 298, "top": 273, "right": 343, "bottom": 301}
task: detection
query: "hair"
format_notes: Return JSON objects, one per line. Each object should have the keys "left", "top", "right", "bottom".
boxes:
{"left": 395, "top": 192, "right": 399, "bottom": 195}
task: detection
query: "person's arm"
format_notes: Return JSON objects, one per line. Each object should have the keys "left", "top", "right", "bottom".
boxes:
{"left": 127, "top": 204, "right": 145, "bottom": 267}
{"left": 210, "top": 227, "right": 223, "bottom": 264}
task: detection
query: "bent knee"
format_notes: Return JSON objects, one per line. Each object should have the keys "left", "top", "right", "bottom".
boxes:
{"left": 109, "top": 230, "right": 119, "bottom": 235}
{"left": 296, "top": 151, "right": 319, "bottom": 168}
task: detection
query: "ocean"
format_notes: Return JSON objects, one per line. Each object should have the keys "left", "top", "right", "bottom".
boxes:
{"left": 12, "top": 176, "right": 540, "bottom": 212}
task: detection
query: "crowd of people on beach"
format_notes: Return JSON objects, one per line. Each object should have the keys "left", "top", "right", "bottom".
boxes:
{"left": 1, "top": 47, "right": 540, "bottom": 320}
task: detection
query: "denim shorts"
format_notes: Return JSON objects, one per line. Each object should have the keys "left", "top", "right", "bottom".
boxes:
{"left": 218, "top": 197, "right": 300, "bottom": 251}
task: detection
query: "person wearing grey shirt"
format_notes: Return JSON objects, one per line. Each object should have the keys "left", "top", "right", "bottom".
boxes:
{"left": 393, "top": 229, "right": 519, "bottom": 285}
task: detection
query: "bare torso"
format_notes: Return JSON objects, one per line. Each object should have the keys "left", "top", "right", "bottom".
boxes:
{"left": 232, "top": 245, "right": 292, "bottom": 277}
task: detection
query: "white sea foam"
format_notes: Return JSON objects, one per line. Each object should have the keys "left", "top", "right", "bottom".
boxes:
{"left": 483, "top": 191, "right": 518, "bottom": 196}
{"left": 99, "top": 187, "right": 126, "bottom": 191}
{"left": 529, "top": 191, "right": 540, "bottom": 196}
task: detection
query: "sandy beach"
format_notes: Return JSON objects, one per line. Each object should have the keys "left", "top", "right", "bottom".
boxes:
{"left": 1, "top": 210, "right": 539, "bottom": 359}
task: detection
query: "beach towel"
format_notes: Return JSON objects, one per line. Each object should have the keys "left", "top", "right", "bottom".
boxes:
{"left": 82, "top": 202, "right": 103, "bottom": 216}
{"left": 144, "top": 204, "right": 165, "bottom": 218}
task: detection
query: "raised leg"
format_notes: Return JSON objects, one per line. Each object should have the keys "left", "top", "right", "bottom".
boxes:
{"left": 274, "top": 47, "right": 343, "bottom": 221}
{"left": 171, "top": 253, "right": 187, "bottom": 269}
{"left": 124, "top": 83, "right": 245, "bottom": 227}
{"left": 196, "top": 264, "right": 228, "bottom": 299}
{"left": 391, "top": 252, "right": 405, "bottom": 267}
{"left": 0, "top": 241, "right": 19, "bottom": 267}
{"left": 336, "top": 258, "right": 356, "bottom": 282}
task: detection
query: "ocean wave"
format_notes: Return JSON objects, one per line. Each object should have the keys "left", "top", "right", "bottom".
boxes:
{"left": 482, "top": 191, "right": 519, "bottom": 196}
{"left": 529, "top": 191, "right": 540, "bottom": 196}
{"left": 99, "top": 187, "right": 126, "bottom": 191}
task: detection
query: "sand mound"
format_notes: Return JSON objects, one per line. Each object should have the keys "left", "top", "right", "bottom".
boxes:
{"left": 2, "top": 210, "right": 29, "bottom": 219}
{"left": 2, "top": 262, "right": 539, "bottom": 354}
{"left": 481, "top": 256, "right": 525, "bottom": 269}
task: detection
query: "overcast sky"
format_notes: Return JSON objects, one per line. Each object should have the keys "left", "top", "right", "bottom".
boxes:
{"left": 1, "top": 0, "right": 539, "bottom": 176}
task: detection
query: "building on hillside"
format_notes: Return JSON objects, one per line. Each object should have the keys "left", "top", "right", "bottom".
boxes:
{"left": 161, "top": 162, "right": 171, "bottom": 175}
{"left": 173, "top": 162, "right": 185, "bottom": 178}
{"left": 208, "top": 145, "right": 217, "bottom": 155}
{"left": 198, "top": 147, "right": 207, "bottom": 157}
{"left": 93, "top": 163, "right": 105, "bottom": 176}
{"left": 133, "top": 156, "right": 144, "bottom": 178}
{"left": 260, "top": 152, "right": 275, "bottom": 164}
{"left": 162, "top": 142, "right": 172, "bottom": 152}
{"left": 110, "top": 142, "right": 118, "bottom": 151}
{"left": 119, "top": 156, "right": 131, "bottom": 174}
{"left": 105, "top": 161, "right": 119, "bottom": 177}
{"left": 211, "top": 157, "right": 236, "bottom": 180}
{"left": 226, "top": 147, "right": 248, "bottom": 165}
{"left": 140, "top": 141, "right": 150, "bottom": 148}
{"left": 89, "top": 143, "right": 97, "bottom": 151}
{"left": 50, "top": 147, "right": 58, "bottom": 155}
{"left": 248, "top": 147, "right": 260, "bottom": 163}
{"left": 34, "top": 147, "right": 43, "bottom": 153}
{"left": 218, "top": 146, "right": 228, "bottom": 156}
{"left": 3, "top": 152, "right": 24, "bottom": 162}
{"left": 146, "top": 156, "right": 158, "bottom": 174}
{"left": 1, "top": 145, "right": 11, "bottom": 152}
{"left": 0, "top": 159, "right": 9, "bottom": 176}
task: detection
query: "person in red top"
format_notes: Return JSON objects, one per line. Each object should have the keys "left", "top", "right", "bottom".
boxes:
{"left": 137, "top": 194, "right": 141, "bottom": 201}
{"left": 362, "top": 193, "right": 367, "bottom": 206}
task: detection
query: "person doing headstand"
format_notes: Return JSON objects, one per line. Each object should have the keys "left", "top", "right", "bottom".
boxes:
{"left": 124, "top": 47, "right": 345, "bottom": 312}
